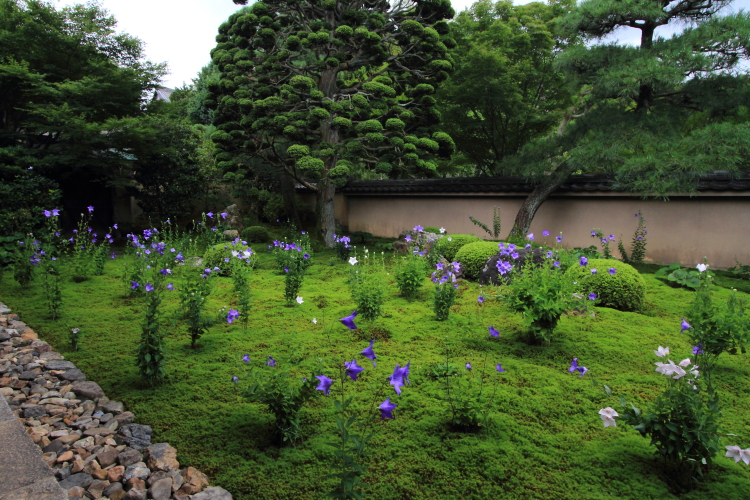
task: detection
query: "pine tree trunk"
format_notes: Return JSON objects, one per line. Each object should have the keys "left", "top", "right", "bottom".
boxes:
{"left": 509, "top": 163, "right": 575, "bottom": 238}
{"left": 280, "top": 170, "right": 301, "bottom": 229}
{"left": 316, "top": 177, "right": 336, "bottom": 248}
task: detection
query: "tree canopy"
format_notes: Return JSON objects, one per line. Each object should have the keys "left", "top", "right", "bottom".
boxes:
{"left": 209, "top": 0, "right": 458, "bottom": 245}
{"left": 0, "top": 0, "right": 166, "bottom": 228}
{"left": 436, "top": 0, "right": 577, "bottom": 177}
{"left": 507, "top": 0, "right": 750, "bottom": 236}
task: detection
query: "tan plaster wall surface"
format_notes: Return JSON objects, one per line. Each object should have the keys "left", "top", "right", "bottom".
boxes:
{"left": 342, "top": 194, "right": 750, "bottom": 269}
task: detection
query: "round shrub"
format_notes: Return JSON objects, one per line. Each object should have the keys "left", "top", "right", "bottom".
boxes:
{"left": 203, "top": 242, "right": 253, "bottom": 276}
{"left": 241, "top": 225, "right": 270, "bottom": 243}
{"left": 454, "top": 241, "right": 501, "bottom": 280}
{"left": 423, "top": 226, "right": 441, "bottom": 234}
{"left": 433, "top": 234, "right": 481, "bottom": 262}
{"left": 566, "top": 259, "right": 646, "bottom": 312}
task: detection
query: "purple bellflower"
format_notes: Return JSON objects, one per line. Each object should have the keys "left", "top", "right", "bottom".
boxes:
{"left": 145, "top": 283, "right": 154, "bottom": 292}
{"left": 360, "top": 340, "right": 377, "bottom": 365}
{"left": 315, "top": 375, "right": 333, "bottom": 395}
{"left": 496, "top": 364, "right": 505, "bottom": 372}
{"left": 227, "top": 309, "right": 240, "bottom": 324}
{"left": 243, "top": 354, "right": 251, "bottom": 364}
{"left": 569, "top": 358, "right": 588, "bottom": 377}
{"left": 609, "top": 268, "right": 617, "bottom": 275}
{"left": 681, "top": 318, "right": 691, "bottom": 332}
{"left": 379, "top": 398, "right": 397, "bottom": 420}
{"left": 344, "top": 359, "right": 365, "bottom": 381}
{"left": 266, "top": 356, "right": 276, "bottom": 367}
{"left": 340, "top": 310, "right": 358, "bottom": 330}
{"left": 488, "top": 326, "right": 500, "bottom": 338}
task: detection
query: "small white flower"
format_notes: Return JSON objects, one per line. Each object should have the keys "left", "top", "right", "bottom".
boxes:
{"left": 696, "top": 263, "right": 707, "bottom": 272}
{"left": 599, "top": 407, "right": 619, "bottom": 419}
{"left": 349, "top": 257, "right": 358, "bottom": 265}
{"left": 726, "top": 445, "right": 743, "bottom": 463}
{"left": 601, "top": 416, "right": 617, "bottom": 428}
{"left": 312, "top": 318, "right": 317, "bottom": 324}
{"left": 296, "top": 296, "right": 304, "bottom": 304}
{"left": 365, "top": 248, "right": 368, "bottom": 253}
{"left": 439, "top": 227, "right": 446, "bottom": 234}
{"left": 447, "top": 237, "right": 452, "bottom": 241}
{"left": 678, "top": 358, "right": 692, "bottom": 368}
{"left": 654, "top": 346, "right": 670, "bottom": 358}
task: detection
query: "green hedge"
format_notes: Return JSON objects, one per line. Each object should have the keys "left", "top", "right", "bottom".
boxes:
{"left": 454, "top": 241, "right": 501, "bottom": 280}
{"left": 241, "top": 225, "right": 270, "bottom": 243}
{"left": 433, "top": 234, "right": 481, "bottom": 262}
{"left": 566, "top": 259, "right": 646, "bottom": 312}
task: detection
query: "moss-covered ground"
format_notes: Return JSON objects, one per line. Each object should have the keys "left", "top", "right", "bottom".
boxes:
{"left": 1, "top": 247, "right": 749, "bottom": 500}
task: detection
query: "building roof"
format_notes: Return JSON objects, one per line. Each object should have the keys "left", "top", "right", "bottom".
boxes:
{"left": 153, "top": 87, "right": 174, "bottom": 103}
{"left": 332, "top": 171, "right": 750, "bottom": 195}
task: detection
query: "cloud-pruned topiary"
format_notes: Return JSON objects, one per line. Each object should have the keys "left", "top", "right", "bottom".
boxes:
{"left": 434, "top": 234, "right": 481, "bottom": 262}
{"left": 566, "top": 259, "right": 646, "bottom": 312}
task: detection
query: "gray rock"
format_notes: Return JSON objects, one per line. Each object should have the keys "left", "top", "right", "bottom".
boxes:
{"left": 99, "top": 412, "right": 113, "bottom": 423}
{"left": 114, "top": 411, "right": 135, "bottom": 425}
{"left": 123, "top": 462, "right": 150, "bottom": 481}
{"left": 23, "top": 404, "right": 47, "bottom": 419}
{"left": 104, "top": 481, "right": 125, "bottom": 498}
{"left": 18, "top": 370, "right": 39, "bottom": 381}
{"left": 96, "top": 445, "right": 119, "bottom": 467}
{"left": 119, "top": 424, "right": 152, "bottom": 449}
{"left": 44, "top": 360, "right": 76, "bottom": 371}
{"left": 148, "top": 477, "right": 173, "bottom": 500}
{"left": 0, "top": 304, "right": 10, "bottom": 314}
{"left": 146, "top": 470, "right": 169, "bottom": 487}
{"left": 223, "top": 229, "right": 239, "bottom": 241}
{"left": 58, "top": 369, "right": 86, "bottom": 382}
{"left": 101, "top": 400, "right": 124, "bottom": 415}
{"left": 55, "top": 464, "right": 72, "bottom": 480}
{"left": 39, "top": 351, "right": 64, "bottom": 361}
{"left": 118, "top": 447, "right": 143, "bottom": 467}
{"left": 58, "top": 472, "right": 95, "bottom": 490}
{"left": 72, "top": 381, "right": 105, "bottom": 400}
{"left": 123, "top": 488, "right": 147, "bottom": 500}
{"left": 0, "top": 331, "right": 9, "bottom": 341}
{"left": 145, "top": 442, "right": 179, "bottom": 472}
{"left": 168, "top": 469, "right": 183, "bottom": 492}
{"left": 478, "top": 247, "right": 547, "bottom": 286}
{"left": 191, "top": 486, "right": 234, "bottom": 500}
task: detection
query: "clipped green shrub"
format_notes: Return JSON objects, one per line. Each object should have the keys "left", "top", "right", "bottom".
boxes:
{"left": 433, "top": 234, "right": 481, "bottom": 262}
{"left": 566, "top": 259, "right": 646, "bottom": 312}
{"left": 454, "top": 241, "right": 501, "bottom": 280}
{"left": 241, "top": 225, "right": 270, "bottom": 243}
{"left": 423, "top": 226, "right": 441, "bottom": 234}
{"left": 203, "top": 242, "right": 253, "bottom": 276}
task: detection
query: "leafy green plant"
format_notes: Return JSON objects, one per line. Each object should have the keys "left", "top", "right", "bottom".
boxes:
{"left": 728, "top": 258, "right": 750, "bottom": 280}
{"left": 177, "top": 269, "right": 218, "bottom": 348}
{"left": 468, "top": 207, "right": 501, "bottom": 238}
{"left": 230, "top": 258, "right": 253, "bottom": 331}
{"left": 432, "top": 262, "right": 460, "bottom": 321}
{"left": 618, "top": 210, "right": 647, "bottom": 264}
{"left": 506, "top": 252, "right": 581, "bottom": 344}
{"left": 590, "top": 229, "right": 613, "bottom": 259}
{"left": 238, "top": 356, "right": 321, "bottom": 445}
{"left": 442, "top": 344, "right": 505, "bottom": 432}
{"left": 349, "top": 264, "right": 385, "bottom": 321}
{"left": 203, "top": 240, "right": 255, "bottom": 276}
{"left": 607, "top": 347, "right": 722, "bottom": 492}
{"left": 683, "top": 266, "right": 750, "bottom": 367}
{"left": 69, "top": 327, "right": 82, "bottom": 351}
{"left": 12, "top": 235, "right": 37, "bottom": 286}
{"left": 394, "top": 253, "right": 426, "bottom": 298}
{"left": 655, "top": 263, "right": 712, "bottom": 290}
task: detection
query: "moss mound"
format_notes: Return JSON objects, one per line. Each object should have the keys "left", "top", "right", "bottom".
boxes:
{"left": 241, "top": 225, "right": 270, "bottom": 243}
{"left": 454, "top": 241, "right": 501, "bottom": 280}
{"left": 433, "top": 234, "right": 481, "bottom": 262}
{"left": 566, "top": 259, "right": 646, "bottom": 312}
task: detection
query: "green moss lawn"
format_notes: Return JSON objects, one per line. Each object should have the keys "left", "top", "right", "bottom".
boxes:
{"left": 1, "top": 247, "right": 749, "bottom": 500}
